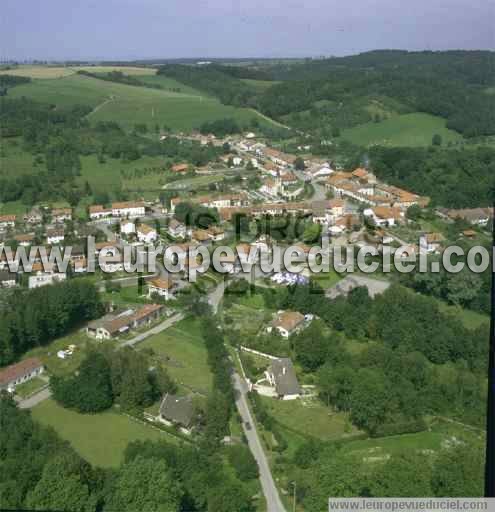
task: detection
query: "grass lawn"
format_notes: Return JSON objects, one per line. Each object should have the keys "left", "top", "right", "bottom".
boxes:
{"left": 261, "top": 396, "right": 361, "bottom": 441}
{"left": 139, "top": 318, "right": 213, "bottom": 394}
{"left": 9, "top": 74, "right": 272, "bottom": 132}
{"left": 341, "top": 112, "right": 463, "bottom": 147}
{"left": 162, "top": 174, "right": 224, "bottom": 191}
{"left": 311, "top": 269, "right": 342, "bottom": 289}
{"left": 14, "top": 376, "right": 47, "bottom": 398}
{"left": 437, "top": 301, "right": 489, "bottom": 329}
{"left": 32, "top": 399, "right": 174, "bottom": 467}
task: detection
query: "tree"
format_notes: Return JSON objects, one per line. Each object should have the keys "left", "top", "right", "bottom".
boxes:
{"left": 207, "top": 480, "right": 254, "bottom": 512}
{"left": 432, "top": 133, "right": 442, "bottom": 146}
{"left": 226, "top": 445, "right": 259, "bottom": 481}
{"left": 406, "top": 204, "right": 422, "bottom": 221}
{"left": 294, "top": 157, "right": 306, "bottom": 170}
{"left": 26, "top": 452, "right": 97, "bottom": 512}
{"left": 107, "top": 456, "right": 183, "bottom": 512}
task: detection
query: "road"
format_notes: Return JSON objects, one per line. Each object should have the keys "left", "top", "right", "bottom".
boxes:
{"left": 118, "top": 312, "right": 185, "bottom": 348}
{"left": 232, "top": 372, "right": 286, "bottom": 512}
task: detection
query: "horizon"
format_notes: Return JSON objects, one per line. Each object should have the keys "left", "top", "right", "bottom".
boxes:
{"left": 3, "top": 0, "right": 494, "bottom": 61}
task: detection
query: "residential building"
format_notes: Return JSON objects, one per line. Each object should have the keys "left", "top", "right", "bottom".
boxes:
{"left": 419, "top": 232, "right": 445, "bottom": 254}
{"left": 51, "top": 208, "right": 72, "bottom": 223}
{"left": 23, "top": 207, "right": 43, "bottom": 225}
{"left": 89, "top": 205, "right": 113, "bottom": 220}
{"left": 0, "top": 271, "right": 17, "bottom": 287}
{"left": 0, "top": 215, "right": 16, "bottom": 229}
{"left": 266, "top": 358, "right": 301, "bottom": 400}
{"left": 363, "top": 206, "right": 404, "bottom": 227}
{"left": 267, "top": 311, "right": 306, "bottom": 338}
{"left": 0, "top": 357, "right": 44, "bottom": 392}
{"left": 171, "top": 163, "right": 189, "bottom": 173}
{"left": 46, "top": 227, "right": 65, "bottom": 245}
{"left": 167, "top": 218, "right": 187, "bottom": 239}
{"left": 158, "top": 393, "right": 194, "bottom": 434}
{"left": 14, "top": 233, "right": 35, "bottom": 247}
{"left": 120, "top": 220, "right": 136, "bottom": 235}
{"left": 148, "top": 277, "right": 176, "bottom": 300}
{"left": 111, "top": 201, "right": 146, "bottom": 218}
{"left": 137, "top": 224, "right": 158, "bottom": 244}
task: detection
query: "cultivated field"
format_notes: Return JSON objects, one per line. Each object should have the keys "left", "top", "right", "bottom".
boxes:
{"left": 8, "top": 74, "right": 271, "bottom": 131}
{"left": 0, "top": 65, "right": 157, "bottom": 79}
{"left": 341, "top": 112, "right": 463, "bottom": 147}
{"left": 32, "top": 399, "right": 175, "bottom": 467}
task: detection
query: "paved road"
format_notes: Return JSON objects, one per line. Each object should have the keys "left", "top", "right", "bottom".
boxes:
{"left": 18, "top": 387, "right": 52, "bottom": 409}
{"left": 118, "top": 312, "right": 185, "bottom": 349}
{"left": 232, "top": 372, "right": 286, "bottom": 512}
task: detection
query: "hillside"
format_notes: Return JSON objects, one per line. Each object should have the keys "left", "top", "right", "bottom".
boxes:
{"left": 7, "top": 73, "right": 271, "bottom": 131}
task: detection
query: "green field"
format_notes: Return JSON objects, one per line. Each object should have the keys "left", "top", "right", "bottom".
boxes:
{"left": 0, "top": 65, "right": 157, "bottom": 79}
{"left": 9, "top": 74, "right": 272, "bottom": 131}
{"left": 32, "top": 399, "right": 174, "bottom": 467}
{"left": 139, "top": 318, "right": 213, "bottom": 394}
{"left": 341, "top": 112, "right": 463, "bottom": 147}
{"left": 261, "top": 397, "right": 361, "bottom": 441}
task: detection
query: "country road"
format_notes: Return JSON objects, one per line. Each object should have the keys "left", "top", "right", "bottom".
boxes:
{"left": 232, "top": 372, "right": 286, "bottom": 512}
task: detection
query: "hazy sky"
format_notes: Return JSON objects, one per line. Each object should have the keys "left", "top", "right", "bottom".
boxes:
{"left": 2, "top": 0, "right": 494, "bottom": 60}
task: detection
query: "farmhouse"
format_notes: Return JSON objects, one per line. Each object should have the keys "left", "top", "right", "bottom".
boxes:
{"left": 158, "top": 394, "right": 194, "bottom": 434}
{"left": 89, "top": 205, "right": 113, "bottom": 220}
{"left": 147, "top": 277, "right": 177, "bottom": 300}
{"left": 363, "top": 206, "right": 404, "bottom": 227}
{"left": 111, "top": 201, "right": 146, "bottom": 218}
{"left": 0, "top": 357, "right": 44, "bottom": 393}
{"left": 268, "top": 311, "right": 306, "bottom": 338}
{"left": 266, "top": 358, "right": 301, "bottom": 400}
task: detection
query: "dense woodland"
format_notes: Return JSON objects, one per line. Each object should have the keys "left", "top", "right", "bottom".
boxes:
{"left": 0, "top": 280, "right": 103, "bottom": 366}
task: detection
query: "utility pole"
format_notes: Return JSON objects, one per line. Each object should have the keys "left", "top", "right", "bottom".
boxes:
{"left": 485, "top": 203, "right": 495, "bottom": 497}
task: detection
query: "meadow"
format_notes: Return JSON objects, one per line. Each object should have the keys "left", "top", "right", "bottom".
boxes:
{"left": 139, "top": 317, "right": 213, "bottom": 395}
{"left": 341, "top": 112, "right": 463, "bottom": 147}
{"left": 8, "top": 74, "right": 271, "bottom": 131}
{"left": 32, "top": 399, "right": 176, "bottom": 467}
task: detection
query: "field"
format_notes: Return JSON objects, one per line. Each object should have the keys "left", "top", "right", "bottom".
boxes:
{"left": 0, "top": 65, "right": 156, "bottom": 79}
{"left": 139, "top": 318, "right": 213, "bottom": 394}
{"left": 341, "top": 112, "right": 463, "bottom": 147}
{"left": 32, "top": 399, "right": 175, "bottom": 467}
{"left": 8, "top": 74, "right": 272, "bottom": 131}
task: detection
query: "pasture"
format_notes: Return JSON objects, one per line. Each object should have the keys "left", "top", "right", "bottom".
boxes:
{"left": 32, "top": 399, "right": 175, "bottom": 467}
{"left": 8, "top": 74, "right": 271, "bottom": 131}
{"left": 341, "top": 112, "right": 463, "bottom": 147}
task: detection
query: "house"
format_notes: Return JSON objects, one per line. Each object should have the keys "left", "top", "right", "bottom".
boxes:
{"left": 266, "top": 358, "right": 301, "bottom": 400}
{"left": 0, "top": 357, "right": 44, "bottom": 392}
{"left": 28, "top": 271, "right": 67, "bottom": 289}
{"left": 168, "top": 218, "right": 187, "bottom": 239}
{"left": 131, "top": 304, "right": 163, "bottom": 329}
{"left": 363, "top": 206, "right": 404, "bottom": 227}
{"left": 14, "top": 233, "right": 35, "bottom": 247}
{"left": 191, "top": 229, "right": 211, "bottom": 245}
{"left": 0, "top": 215, "right": 16, "bottom": 230}
{"left": 89, "top": 205, "right": 113, "bottom": 220}
{"left": 158, "top": 393, "right": 194, "bottom": 434}
{"left": 419, "top": 232, "right": 445, "bottom": 254}
{"left": 446, "top": 208, "right": 492, "bottom": 227}
{"left": 267, "top": 311, "right": 306, "bottom": 338}
{"left": 171, "top": 163, "right": 189, "bottom": 173}
{"left": 46, "top": 227, "right": 65, "bottom": 245}
{"left": 120, "top": 220, "right": 136, "bottom": 235}
{"left": 73, "top": 257, "right": 88, "bottom": 273}
{"left": 0, "top": 271, "right": 17, "bottom": 287}
{"left": 148, "top": 277, "right": 177, "bottom": 300}
{"left": 24, "top": 207, "right": 43, "bottom": 225}
{"left": 137, "top": 224, "right": 158, "bottom": 244}
{"left": 51, "top": 208, "right": 72, "bottom": 223}
{"left": 111, "top": 201, "right": 146, "bottom": 218}
{"left": 260, "top": 178, "right": 281, "bottom": 197}
{"left": 207, "top": 226, "right": 225, "bottom": 242}
{"left": 222, "top": 154, "right": 243, "bottom": 167}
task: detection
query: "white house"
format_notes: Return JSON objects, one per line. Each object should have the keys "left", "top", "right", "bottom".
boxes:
{"left": 51, "top": 208, "right": 72, "bottom": 223}
{"left": 419, "top": 232, "right": 445, "bottom": 254}
{"left": 0, "top": 215, "right": 16, "bottom": 230}
{"left": 364, "top": 206, "right": 403, "bottom": 227}
{"left": 147, "top": 277, "right": 176, "bottom": 300}
{"left": 28, "top": 272, "right": 67, "bottom": 289}
{"left": 0, "top": 357, "right": 44, "bottom": 393}
{"left": 137, "top": 224, "right": 158, "bottom": 244}
{"left": 89, "top": 205, "right": 113, "bottom": 220}
{"left": 46, "top": 227, "right": 65, "bottom": 245}
{"left": 111, "top": 201, "right": 146, "bottom": 218}
{"left": 120, "top": 220, "right": 136, "bottom": 235}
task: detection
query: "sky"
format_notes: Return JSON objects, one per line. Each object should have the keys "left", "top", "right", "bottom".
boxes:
{"left": 2, "top": 0, "right": 494, "bottom": 61}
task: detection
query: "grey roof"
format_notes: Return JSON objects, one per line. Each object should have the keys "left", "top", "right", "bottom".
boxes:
{"left": 0, "top": 271, "right": 16, "bottom": 282}
{"left": 159, "top": 394, "right": 194, "bottom": 427}
{"left": 326, "top": 275, "right": 390, "bottom": 300}
{"left": 270, "top": 358, "right": 300, "bottom": 397}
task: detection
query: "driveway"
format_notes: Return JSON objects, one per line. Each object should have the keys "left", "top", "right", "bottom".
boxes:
{"left": 232, "top": 372, "right": 286, "bottom": 512}
{"left": 17, "top": 387, "right": 52, "bottom": 409}
{"left": 118, "top": 312, "right": 185, "bottom": 349}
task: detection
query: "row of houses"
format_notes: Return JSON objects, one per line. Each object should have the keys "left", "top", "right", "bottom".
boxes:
{"left": 89, "top": 201, "right": 146, "bottom": 220}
